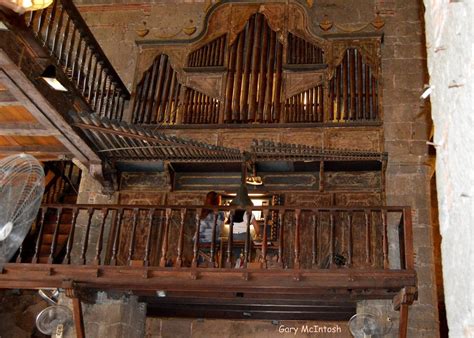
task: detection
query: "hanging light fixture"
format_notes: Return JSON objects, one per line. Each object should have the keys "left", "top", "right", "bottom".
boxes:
{"left": 230, "top": 161, "right": 254, "bottom": 208}
{"left": 1, "top": 0, "right": 53, "bottom": 13}
{"left": 40, "top": 65, "right": 67, "bottom": 92}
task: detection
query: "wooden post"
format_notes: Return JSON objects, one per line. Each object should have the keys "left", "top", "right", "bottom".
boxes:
{"left": 393, "top": 287, "right": 417, "bottom": 338}
{"left": 64, "top": 282, "right": 85, "bottom": 338}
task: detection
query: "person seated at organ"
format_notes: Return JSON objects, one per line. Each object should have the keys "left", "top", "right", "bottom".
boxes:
{"left": 198, "top": 191, "right": 225, "bottom": 244}
{"left": 230, "top": 209, "right": 261, "bottom": 241}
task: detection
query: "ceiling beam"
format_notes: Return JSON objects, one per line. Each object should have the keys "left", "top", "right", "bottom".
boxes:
{"left": 0, "top": 122, "right": 60, "bottom": 136}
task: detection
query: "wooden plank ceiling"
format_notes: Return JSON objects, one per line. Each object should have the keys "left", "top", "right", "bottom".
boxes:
{"left": 0, "top": 83, "right": 69, "bottom": 161}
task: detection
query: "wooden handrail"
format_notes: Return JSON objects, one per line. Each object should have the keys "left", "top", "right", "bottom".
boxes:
{"left": 22, "top": 0, "right": 130, "bottom": 120}
{"left": 16, "top": 203, "right": 413, "bottom": 272}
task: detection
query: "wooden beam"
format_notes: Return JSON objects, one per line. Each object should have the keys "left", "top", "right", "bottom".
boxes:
{"left": 0, "top": 264, "right": 417, "bottom": 295}
{"left": 0, "top": 122, "right": 60, "bottom": 136}
{"left": 64, "top": 282, "right": 85, "bottom": 338}
{"left": 0, "top": 145, "right": 68, "bottom": 154}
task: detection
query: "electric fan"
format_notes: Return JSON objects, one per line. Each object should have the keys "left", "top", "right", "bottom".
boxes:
{"left": 0, "top": 153, "right": 45, "bottom": 265}
{"left": 36, "top": 305, "right": 72, "bottom": 337}
{"left": 348, "top": 312, "right": 393, "bottom": 337}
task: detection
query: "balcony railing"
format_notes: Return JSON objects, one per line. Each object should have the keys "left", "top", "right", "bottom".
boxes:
{"left": 22, "top": 0, "right": 130, "bottom": 120}
{"left": 14, "top": 204, "right": 414, "bottom": 273}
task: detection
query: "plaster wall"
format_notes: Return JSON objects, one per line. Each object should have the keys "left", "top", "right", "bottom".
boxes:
{"left": 423, "top": 1, "right": 474, "bottom": 337}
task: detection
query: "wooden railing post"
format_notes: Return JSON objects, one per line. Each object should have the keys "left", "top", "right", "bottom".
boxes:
{"left": 176, "top": 208, "right": 186, "bottom": 267}
{"left": 63, "top": 207, "right": 78, "bottom": 264}
{"left": 127, "top": 208, "right": 139, "bottom": 265}
{"left": 159, "top": 208, "right": 172, "bottom": 267}
{"left": 80, "top": 207, "right": 94, "bottom": 265}
{"left": 32, "top": 207, "right": 46, "bottom": 264}
{"left": 192, "top": 208, "right": 201, "bottom": 268}
{"left": 402, "top": 207, "right": 414, "bottom": 270}
{"left": 294, "top": 209, "right": 301, "bottom": 269}
{"left": 48, "top": 207, "right": 63, "bottom": 264}
{"left": 93, "top": 208, "right": 108, "bottom": 265}
{"left": 143, "top": 208, "right": 155, "bottom": 267}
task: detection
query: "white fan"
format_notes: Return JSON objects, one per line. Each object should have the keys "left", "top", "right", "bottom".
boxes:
{"left": 36, "top": 305, "right": 72, "bottom": 337}
{"left": 0, "top": 153, "right": 45, "bottom": 264}
{"left": 348, "top": 312, "right": 393, "bottom": 337}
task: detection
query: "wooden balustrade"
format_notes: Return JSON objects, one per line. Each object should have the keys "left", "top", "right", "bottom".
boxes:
{"left": 14, "top": 204, "right": 414, "bottom": 271}
{"left": 43, "top": 161, "right": 81, "bottom": 204}
{"left": 23, "top": 0, "right": 130, "bottom": 120}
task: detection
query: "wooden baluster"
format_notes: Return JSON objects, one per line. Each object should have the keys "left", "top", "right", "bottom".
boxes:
{"left": 226, "top": 210, "right": 234, "bottom": 267}
{"left": 240, "top": 18, "right": 254, "bottom": 122}
{"left": 349, "top": 49, "right": 356, "bottom": 120}
{"left": 248, "top": 14, "right": 262, "bottom": 121}
{"left": 257, "top": 22, "right": 269, "bottom": 122}
{"left": 51, "top": 6, "right": 64, "bottom": 57}
{"left": 263, "top": 30, "right": 276, "bottom": 122}
{"left": 59, "top": 16, "right": 71, "bottom": 63}
{"left": 71, "top": 36, "right": 83, "bottom": 82}
{"left": 76, "top": 41, "right": 88, "bottom": 89}
{"left": 176, "top": 208, "right": 186, "bottom": 267}
{"left": 63, "top": 207, "right": 78, "bottom": 264}
{"left": 357, "top": 51, "right": 363, "bottom": 119}
{"left": 243, "top": 208, "right": 252, "bottom": 267}
{"left": 44, "top": 1, "right": 57, "bottom": 46}
{"left": 16, "top": 244, "right": 24, "bottom": 263}
{"left": 402, "top": 208, "right": 414, "bottom": 270}
{"left": 64, "top": 24, "right": 77, "bottom": 71}
{"left": 365, "top": 209, "right": 371, "bottom": 265}
{"left": 308, "top": 87, "right": 314, "bottom": 122}
{"left": 294, "top": 209, "right": 301, "bottom": 269}
{"left": 144, "top": 60, "right": 159, "bottom": 123}
{"left": 36, "top": 9, "right": 48, "bottom": 37}
{"left": 142, "top": 208, "right": 155, "bottom": 267}
{"left": 274, "top": 41, "right": 283, "bottom": 122}
{"left": 329, "top": 211, "right": 335, "bottom": 268}
{"left": 347, "top": 211, "right": 353, "bottom": 267}
{"left": 126, "top": 208, "right": 139, "bottom": 265}
{"left": 82, "top": 49, "right": 94, "bottom": 97}
{"left": 110, "top": 209, "right": 124, "bottom": 266}
{"left": 94, "top": 208, "right": 109, "bottom": 265}
{"left": 382, "top": 209, "right": 389, "bottom": 269}
{"left": 261, "top": 209, "right": 269, "bottom": 268}
{"left": 159, "top": 208, "right": 172, "bottom": 267}
{"left": 119, "top": 95, "right": 126, "bottom": 120}
{"left": 48, "top": 207, "right": 63, "bottom": 264}
{"left": 98, "top": 70, "right": 108, "bottom": 115}
{"left": 192, "top": 208, "right": 201, "bottom": 268}
{"left": 92, "top": 64, "right": 103, "bottom": 111}
{"left": 102, "top": 76, "right": 112, "bottom": 117}
{"left": 210, "top": 209, "right": 219, "bottom": 267}
{"left": 277, "top": 211, "right": 284, "bottom": 267}
{"left": 32, "top": 207, "right": 46, "bottom": 264}
{"left": 312, "top": 211, "right": 318, "bottom": 266}
{"left": 80, "top": 208, "right": 94, "bottom": 265}
{"left": 224, "top": 42, "right": 237, "bottom": 122}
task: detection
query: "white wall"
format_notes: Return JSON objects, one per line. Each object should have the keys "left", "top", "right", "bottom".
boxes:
{"left": 423, "top": 1, "right": 474, "bottom": 336}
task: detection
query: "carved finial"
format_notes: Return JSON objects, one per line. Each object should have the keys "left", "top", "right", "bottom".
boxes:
{"left": 319, "top": 14, "right": 333, "bottom": 31}
{"left": 372, "top": 12, "right": 385, "bottom": 30}
{"left": 306, "top": 0, "right": 314, "bottom": 8}
{"left": 136, "top": 21, "right": 149, "bottom": 38}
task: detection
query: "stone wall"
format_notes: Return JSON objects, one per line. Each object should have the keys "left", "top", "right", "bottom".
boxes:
{"left": 423, "top": 1, "right": 474, "bottom": 337}
{"left": 145, "top": 318, "right": 351, "bottom": 338}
